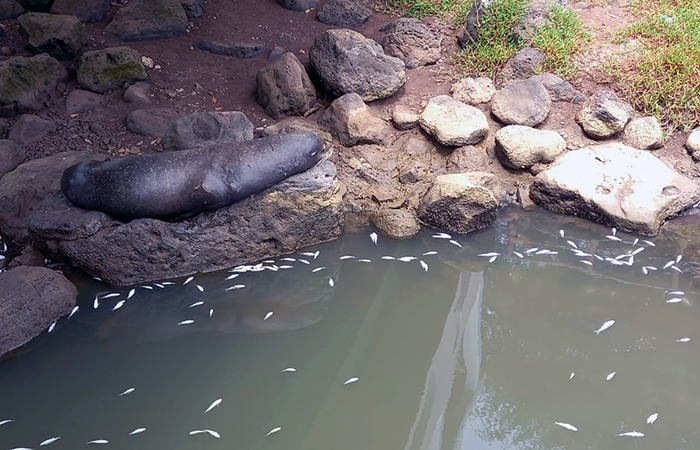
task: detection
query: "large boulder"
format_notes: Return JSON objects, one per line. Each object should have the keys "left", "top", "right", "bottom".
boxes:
{"left": 105, "top": 0, "right": 187, "bottom": 42}
{"left": 371, "top": 208, "right": 421, "bottom": 239}
{"left": 50, "top": 0, "right": 111, "bottom": 23}
{"left": 575, "top": 90, "right": 632, "bottom": 139}
{"left": 319, "top": 93, "right": 391, "bottom": 146}
{"left": 530, "top": 142, "right": 700, "bottom": 235}
{"left": 126, "top": 108, "right": 179, "bottom": 137}
{"left": 18, "top": 12, "right": 88, "bottom": 60}
{"left": 490, "top": 77, "right": 551, "bottom": 126}
{"left": 17, "top": 0, "right": 52, "bottom": 11}
{"left": 0, "top": 266, "right": 77, "bottom": 359}
{"left": 495, "top": 125, "right": 565, "bottom": 170}
{"left": 77, "top": 47, "right": 147, "bottom": 93}
{"left": 419, "top": 95, "right": 489, "bottom": 146}
{"left": 309, "top": 29, "right": 406, "bottom": 101}
{"left": 278, "top": 0, "right": 319, "bottom": 11}
{"left": 317, "top": 0, "right": 372, "bottom": 27}
{"left": 8, "top": 113, "right": 55, "bottom": 145}
{"left": 0, "top": 139, "right": 23, "bottom": 178}
{"left": 0, "top": 54, "right": 66, "bottom": 116}
{"left": 381, "top": 18, "right": 440, "bottom": 69}
{"left": 0, "top": 0, "right": 25, "bottom": 19}
{"left": 256, "top": 52, "right": 317, "bottom": 119}
{"left": 418, "top": 172, "right": 500, "bottom": 234}
{"left": 161, "top": 111, "right": 254, "bottom": 151}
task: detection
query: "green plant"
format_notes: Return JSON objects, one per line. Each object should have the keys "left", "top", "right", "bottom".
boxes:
{"left": 374, "top": 0, "right": 472, "bottom": 24}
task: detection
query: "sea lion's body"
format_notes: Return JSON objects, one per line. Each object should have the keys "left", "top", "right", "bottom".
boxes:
{"left": 61, "top": 133, "right": 326, "bottom": 221}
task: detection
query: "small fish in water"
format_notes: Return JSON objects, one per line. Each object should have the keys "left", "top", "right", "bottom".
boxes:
{"left": 129, "top": 428, "right": 146, "bottom": 435}
{"left": 677, "top": 337, "right": 691, "bottom": 343}
{"left": 68, "top": 306, "right": 79, "bottom": 319}
{"left": 225, "top": 274, "right": 239, "bottom": 280}
{"left": 119, "top": 387, "right": 135, "bottom": 396}
{"left": 0, "top": 419, "right": 13, "bottom": 426}
{"left": 570, "top": 372, "right": 575, "bottom": 379}
{"left": 422, "top": 251, "right": 438, "bottom": 256}
{"left": 162, "top": 282, "right": 175, "bottom": 285}
{"left": 184, "top": 276, "right": 194, "bottom": 285}
{"left": 266, "top": 427, "right": 282, "bottom": 437}
{"left": 632, "top": 238, "right": 639, "bottom": 246}
{"left": 642, "top": 267, "right": 648, "bottom": 275}
{"left": 278, "top": 265, "right": 293, "bottom": 269}
{"left": 344, "top": 377, "right": 359, "bottom": 385}
{"left": 669, "top": 290, "right": 685, "bottom": 295}
{"left": 567, "top": 240, "right": 578, "bottom": 249}
{"left": 535, "top": 249, "right": 550, "bottom": 255}
{"left": 643, "top": 240, "right": 656, "bottom": 247}
{"left": 329, "top": 279, "right": 335, "bottom": 287}
{"left": 101, "top": 293, "right": 120, "bottom": 299}
{"left": 398, "top": 256, "right": 416, "bottom": 262}
{"left": 488, "top": 256, "right": 498, "bottom": 263}
{"left": 595, "top": 320, "right": 615, "bottom": 335}
{"left": 647, "top": 413, "right": 659, "bottom": 424}
{"left": 112, "top": 300, "right": 126, "bottom": 311}
{"left": 449, "top": 240, "right": 462, "bottom": 248}
{"left": 87, "top": 439, "right": 109, "bottom": 444}
{"left": 225, "top": 284, "right": 245, "bottom": 291}
{"left": 40, "top": 437, "right": 61, "bottom": 446}
{"left": 611, "top": 227, "right": 617, "bottom": 236}
{"left": 513, "top": 251, "right": 523, "bottom": 258}
{"left": 298, "top": 259, "right": 310, "bottom": 265}
{"left": 311, "top": 267, "right": 325, "bottom": 273}
{"left": 677, "top": 255, "right": 683, "bottom": 263}
{"left": 370, "top": 232, "right": 378, "bottom": 245}
{"left": 209, "top": 309, "right": 214, "bottom": 318}
{"left": 196, "top": 284, "right": 204, "bottom": 292}
{"left": 671, "top": 265, "right": 683, "bottom": 273}
{"left": 478, "top": 252, "right": 500, "bottom": 257}
{"left": 559, "top": 229, "right": 565, "bottom": 238}
{"left": 381, "top": 256, "right": 395, "bottom": 260}
{"left": 606, "top": 235, "right": 622, "bottom": 241}
{"left": 632, "top": 247, "right": 645, "bottom": 255}
{"left": 178, "top": 320, "right": 194, "bottom": 326}
{"left": 264, "top": 312, "right": 273, "bottom": 321}
{"left": 357, "top": 259, "right": 371, "bottom": 263}
{"left": 48, "top": 322, "right": 56, "bottom": 333}
{"left": 594, "top": 254, "right": 604, "bottom": 261}
{"left": 617, "top": 431, "right": 644, "bottom": 437}
{"left": 140, "top": 285, "right": 153, "bottom": 290}
{"left": 300, "top": 251, "right": 316, "bottom": 257}
{"left": 525, "top": 247, "right": 539, "bottom": 254}
{"left": 204, "top": 398, "right": 222, "bottom": 414}
{"left": 666, "top": 298, "right": 683, "bottom": 304}
{"left": 189, "top": 301, "right": 204, "bottom": 308}
{"left": 663, "top": 260, "right": 675, "bottom": 269}
{"left": 339, "top": 255, "right": 356, "bottom": 260}
{"left": 580, "top": 260, "right": 593, "bottom": 266}
{"left": 126, "top": 289, "right": 135, "bottom": 299}
{"left": 606, "top": 371, "right": 617, "bottom": 381}
{"left": 280, "top": 257, "right": 296, "bottom": 262}
{"left": 281, "top": 367, "right": 297, "bottom": 372}
{"left": 554, "top": 422, "right": 578, "bottom": 432}
{"left": 432, "top": 233, "right": 451, "bottom": 239}
{"left": 190, "top": 429, "right": 221, "bottom": 438}
{"left": 420, "top": 260, "right": 429, "bottom": 272}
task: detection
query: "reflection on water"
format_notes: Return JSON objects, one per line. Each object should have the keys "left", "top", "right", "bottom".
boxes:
{"left": 2, "top": 207, "right": 700, "bottom": 449}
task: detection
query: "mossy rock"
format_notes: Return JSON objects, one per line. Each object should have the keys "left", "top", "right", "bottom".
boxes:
{"left": 105, "top": 0, "right": 187, "bottom": 42}
{"left": 0, "top": 53, "right": 67, "bottom": 116}
{"left": 77, "top": 47, "right": 148, "bottom": 94}
{"left": 18, "top": 12, "right": 88, "bottom": 60}
{"left": 17, "top": 0, "right": 53, "bottom": 12}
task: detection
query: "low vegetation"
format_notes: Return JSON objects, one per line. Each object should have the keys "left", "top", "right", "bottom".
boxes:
{"left": 375, "top": 0, "right": 471, "bottom": 22}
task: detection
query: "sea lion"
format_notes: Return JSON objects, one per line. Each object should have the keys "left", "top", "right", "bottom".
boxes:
{"left": 61, "top": 132, "right": 328, "bottom": 222}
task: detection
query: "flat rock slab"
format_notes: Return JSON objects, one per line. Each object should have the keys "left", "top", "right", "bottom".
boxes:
{"left": 0, "top": 266, "right": 77, "bottom": 359}
{"left": 105, "top": 0, "right": 187, "bottom": 42}
{"left": 161, "top": 111, "right": 254, "bottom": 150}
{"left": 530, "top": 142, "right": 700, "bottom": 235}
{"left": 195, "top": 41, "right": 265, "bottom": 59}
{"left": 419, "top": 95, "right": 489, "bottom": 146}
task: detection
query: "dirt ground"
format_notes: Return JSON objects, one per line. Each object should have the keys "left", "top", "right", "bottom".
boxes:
{"left": 0, "top": 0, "right": 696, "bottom": 178}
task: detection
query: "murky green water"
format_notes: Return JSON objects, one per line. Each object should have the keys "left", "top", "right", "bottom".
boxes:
{"left": 2, "top": 207, "right": 700, "bottom": 450}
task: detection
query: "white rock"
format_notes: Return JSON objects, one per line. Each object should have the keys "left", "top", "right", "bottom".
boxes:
{"left": 622, "top": 116, "right": 663, "bottom": 150}
{"left": 495, "top": 125, "right": 566, "bottom": 169}
{"left": 450, "top": 77, "right": 496, "bottom": 105}
{"left": 419, "top": 95, "right": 489, "bottom": 146}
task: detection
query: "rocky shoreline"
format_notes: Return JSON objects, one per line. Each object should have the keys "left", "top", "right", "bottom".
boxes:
{"left": 1, "top": 0, "right": 700, "bottom": 359}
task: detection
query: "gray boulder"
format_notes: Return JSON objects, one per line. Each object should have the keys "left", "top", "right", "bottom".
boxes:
{"left": 0, "top": 266, "right": 77, "bottom": 359}
{"left": 0, "top": 53, "right": 67, "bottom": 116}
{"left": 419, "top": 95, "right": 489, "bottom": 146}
{"left": 180, "top": 0, "right": 202, "bottom": 18}
{"left": 278, "top": 0, "right": 319, "bottom": 11}
{"left": 0, "top": 139, "right": 23, "bottom": 179}
{"left": 126, "top": 108, "right": 179, "bottom": 137}
{"left": 501, "top": 47, "right": 545, "bottom": 81}
{"left": 161, "top": 111, "right": 254, "bottom": 151}
{"left": 194, "top": 41, "right": 265, "bottom": 59}
{"left": 0, "top": 0, "right": 25, "bottom": 19}
{"left": 530, "top": 72, "right": 584, "bottom": 103}
{"left": 17, "top": 0, "right": 52, "bottom": 11}
{"left": 310, "top": 28, "right": 406, "bottom": 101}
{"left": 65, "top": 89, "right": 102, "bottom": 114}
{"left": 123, "top": 82, "right": 150, "bottom": 104}
{"left": 495, "top": 125, "right": 565, "bottom": 170}
{"left": 105, "top": 0, "right": 187, "bottom": 42}
{"left": 685, "top": 129, "right": 700, "bottom": 161}
{"left": 450, "top": 77, "right": 496, "bottom": 105}
{"left": 530, "top": 142, "right": 700, "bottom": 235}
{"left": 256, "top": 52, "right": 317, "bottom": 119}
{"left": 319, "top": 93, "right": 391, "bottom": 146}
{"left": 622, "top": 116, "right": 663, "bottom": 150}
{"left": 512, "top": 1, "right": 550, "bottom": 44}
{"left": 7, "top": 244, "right": 45, "bottom": 269}
{"left": 576, "top": 90, "right": 632, "bottom": 139}
{"left": 317, "top": 0, "right": 372, "bottom": 27}
{"left": 371, "top": 208, "right": 421, "bottom": 239}
{"left": 8, "top": 114, "right": 54, "bottom": 145}
{"left": 18, "top": 12, "right": 88, "bottom": 60}
{"left": 490, "top": 77, "right": 551, "bottom": 126}
{"left": 381, "top": 18, "right": 440, "bottom": 69}
{"left": 77, "top": 47, "right": 147, "bottom": 93}
{"left": 418, "top": 172, "right": 501, "bottom": 234}
{"left": 50, "top": 0, "right": 111, "bottom": 23}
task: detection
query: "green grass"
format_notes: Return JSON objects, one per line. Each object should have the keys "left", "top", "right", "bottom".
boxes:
{"left": 374, "top": 0, "right": 471, "bottom": 23}
{"left": 456, "top": 0, "right": 590, "bottom": 79}
{"left": 606, "top": 0, "right": 700, "bottom": 131}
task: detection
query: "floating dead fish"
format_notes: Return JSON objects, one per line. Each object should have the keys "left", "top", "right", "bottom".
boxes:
{"left": 677, "top": 255, "right": 683, "bottom": 263}
{"left": 266, "top": 427, "right": 282, "bottom": 437}
{"left": 155, "top": 283, "right": 165, "bottom": 288}
{"left": 633, "top": 238, "right": 639, "bottom": 245}
{"left": 140, "top": 285, "right": 153, "bottom": 290}
{"left": 112, "top": 300, "right": 126, "bottom": 311}
{"left": 311, "top": 267, "right": 326, "bottom": 273}
{"left": 559, "top": 229, "right": 565, "bottom": 238}
{"left": 478, "top": 252, "right": 500, "bottom": 257}
{"left": 209, "top": 309, "right": 214, "bottom": 318}
{"left": 580, "top": 260, "right": 593, "bottom": 266}
{"left": 647, "top": 413, "right": 659, "bottom": 424}
{"left": 101, "top": 293, "right": 120, "bottom": 299}
{"left": 339, "top": 255, "right": 356, "bottom": 260}
{"left": 381, "top": 256, "right": 395, "bottom": 260}
{"left": 570, "top": 372, "right": 575, "bottom": 380}
{"left": 189, "top": 301, "right": 204, "bottom": 308}
{"left": 669, "top": 291, "right": 685, "bottom": 295}
{"left": 535, "top": 249, "right": 550, "bottom": 255}
{"left": 298, "top": 259, "right": 310, "bottom": 265}
{"left": 119, "top": 387, "right": 135, "bottom": 396}
{"left": 178, "top": 320, "right": 195, "bottom": 326}
{"left": 663, "top": 260, "right": 675, "bottom": 269}
{"left": 40, "top": 436, "right": 60, "bottom": 446}
{"left": 204, "top": 398, "right": 222, "bottom": 414}
{"left": 488, "top": 256, "right": 498, "bottom": 263}
{"left": 420, "top": 260, "right": 428, "bottom": 272}
{"left": 329, "top": 279, "right": 335, "bottom": 287}
{"left": 196, "top": 284, "right": 204, "bottom": 292}
{"left": 126, "top": 289, "right": 135, "bottom": 299}
{"left": 611, "top": 227, "right": 617, "bottom": 235}
{"left": 554, "top": 422, "right": 578, "bottom": 432}
{"left": 606, "top": 371, "right": 617, "bottom": 381}
{"left": 281, "top": 367, "right": 297, "bottom": 372}
{"left": 398, "top": 256, "right": 416, "bottom": 262}
{"left": 513, "top": 251, "right": 523, "bottom": 258}
{"left": 676, "top": 338, "right": 691, "bottom": 343}
{"left": 184, "top": 276, "right": 194, "bottom": 285}
{"left": 595, "top": 320, "right": 615, "bottom": 335}
{"left": 344, "top": 377, "right": 359, "bottom": 385}
{"left": 594, "top": 254, "right": 604, "bottom": 261}
{"left": 606, "top": 235, "right": 622, "bottom": 241}
{"left": 525, "top": 247, "right": 539, "bottom": 254}
{"left": 370, "top": 232, "right": 378, "bottom": 245}
{"left": 190, "top": 430, "right": 220, "bottom": 438}
{"left": 642, "top": 267, "right": 648, "bottom": 275}
{"left": 264, "top": 312, "right": 273, "bottom": 321}
{"left": 449, "top": 240, "right": 462, "bottom": 248}
{"left": 666, "top": 298, "right": 683, "bottom": 304}
{"left": 432, "top": 233, "right": 451, "bottom": 239}
{"left": 300, "top": 251, "right": 317, "bottom": 257}
{"left": 0, "top": 419, "right": 13, "bottom": 426}
{"left": 280, "top": 258, "right": 296, "bottom": 262}
{"left": 643, "top": 240, "right": 655, "bottom": 247}
{"left": 632, "top": 247, "right": 645, "bottom": 255}
{"left": 48, "top": 322, "right": 56, "bottom": 333}
{"left": 671, "top": 265, "right": 683, "bottom": 273}
{"left": 357, "top": 259, "right": 371, "bottom": 263}
{"left": 225, "top": 274, "right": 239, "bottom": 280}
{"left": 617, "top": 431, "right": 644, "bottom": 437}
{"left": 225, "top": 284, "right": 245, "bottom": 291}
{"left": 129, "top": 428, "right": 146, "bottom": 435}
{"left": 87, "top": 439, "right": 109, "bottom": 444}
{"left": 567, "top": 240, "right": 578, "bottom": 249}
{"left": 422, "top": 251, "right": 438, "bottom": 256}
{"left": 278, "top": 265, "right": 293, "bottom": 269}
{"left": 161, "top": 282, "right": 175, "bottom": 285}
